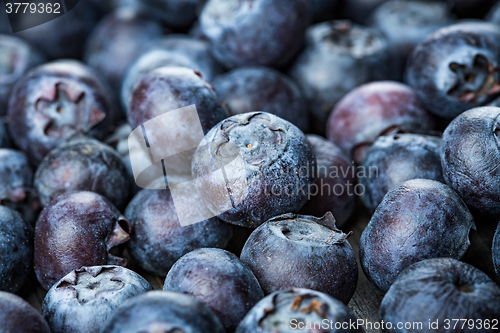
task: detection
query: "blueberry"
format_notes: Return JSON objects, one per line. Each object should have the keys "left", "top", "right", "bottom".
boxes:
{"left": 102, "top": 290, "right": 225, "bottom": 333}
{"left": 34, "top": 137, "right": 130, "bottom": 210}
{"left": 440, "top": 106, "right": 500, "bottom": 215}
{"left": 0, "top": 291, "right": 51, "bottom": 333}
{"left": 0, "top": 149, "right": 40, "bottom": 224}
{"left": 213, "top": 66, "right": 309, "bottom": 132}
{"left": 125, "top": 189, "right": 232, "bottom": 276}
{"left": 164, "top": 248, "right": 264, "bottom": 332}
{"left": 199, "top": 0, "right": 311, "bottom": 68}
{"left": 380, "top": 258, "right": 500, "bottom": 332}
{"left": 121, "top": 35, "right": 223, "bottom": 110}
{"left": 368, "top": 0, "right": 455, "bottom": 80}
{"left": 407, "top": 22, "right": 500, "bottom": 119}
{"left": 326, "top": 81, "right": 435, "bottom": 164}
{"left": 236, "top": 288, "right": 363, "bottom": 333}
{"left": 0, "top": 206, "right": 33, "bottom": 293}
{"left": 8, "top": 60, "right": 115, "bottom": 163}
{"left": 127, "top": 67, "right": 229, "bottom": 154}
{"left": 192, "top": 112, "right": 316, "bottom": 228}
{"left": 83, "top": 7, "right": 165, "bottom": 102}
{"left": 299, "top": 134, "right": 356, "bottom": 227}
{"left": 0, "top": 34, "right": 45, "bottom": 117}
{"left": 34, "top": 191, "right": 131, "bottom": 290}
{"left": 360, "top": 134, "right": 444, "bottom": 212}
{"left": 240, "top": 212, "right": 358, "bottom": 304}
{"left": 289, "top": 21, "right": 392, "bottom": 133}
{"left": 133, "top": 0, "right": 206, "bottom": 28}
{"left": 360, "top": 179, "right": 475, "bottom": 292}
{"left": 494, "top": 222, "right": 500, "bottom": 279}
{"left": 15, "top": 1, "right": 101, "bottom": 59}
{"left": 42, "top": 265, "right": 152, "bottom": 333}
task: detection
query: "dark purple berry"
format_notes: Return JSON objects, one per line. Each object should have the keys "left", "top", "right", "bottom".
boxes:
{"left": 0, "top": 206, "right": 33, "bottom": 293}
{"left": 125, "top": 189, "right": 233, "bottom": 276}
{"left": 327, "top": 81, "right": 435, "bottom": 164}
{"left": 289, "top": 21, "right": 392, "bottom": 133}
{"left": 8, "top": 60, "right": 115, "bottom": 163}
{"left": 0, "top": 291, "right": 51, "bottom": 333}
{"left": 360, "top": 179, "right": 475, "bottom": 292}
{"left": 360, "top": 134, "right": 444, "bottom": 212}
{"left": 380, "top": 258, "right": 500, "bottom": 331}
{"left": 0, "top": 34, "right": 45, "bottom": 117}
{"left": 213, "top": 66, "right": 309, "bottom": 132}
{"left": 407, "top": 22, "right": 500, "bottom": 119}
{"left": 34, "top": 191, "right": 131, "bottom": 290}
{"left": 102, "top": 291, "right": 226, "bottom": 333}
{"left": 240, "top": 213, "right": 358, "bottom": 304}
{"left": 163, "top": 248, "right": 264, "bottom": 332}
{"left": 34, "top": 137, "right": 130, "bottom": 210}
{"left": 199, "top": 0, "right": 311, "bottom": 68}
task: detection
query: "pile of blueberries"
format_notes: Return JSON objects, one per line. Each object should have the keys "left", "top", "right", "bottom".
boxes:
{"left": 1, "top": 0, "right": 500, "bottom": 332}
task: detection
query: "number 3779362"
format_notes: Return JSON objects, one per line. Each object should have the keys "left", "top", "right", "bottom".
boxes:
{"left": 5, "top": 2, "right": 61, "bottom": 14}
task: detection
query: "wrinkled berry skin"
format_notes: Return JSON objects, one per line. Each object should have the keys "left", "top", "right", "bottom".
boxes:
{"left": 0, "top": 291, "right": 51, "bottom": 333}
{"left": 125, "top": 189, "right": 232, "bottom": 276}
{"left": 0, "top": 149, "right": 40, "bottom": 224}
{"left": 289, "top": 21, "right": 392, "bottom": 133}
{"left": 327, "top": 81, "right": 435, "bottom": 164}
{"left": 34, "top": 138, "right": 130, "bottom": 210}
{"left": 8, "top": 60, "right": 115, "bottom": 163}
{"left": 84, "top": 7, "right": 165, "bottom": 100}
{"left": 192, "top": 112, "right": 316, "bottom": 228}
{"left": 299, "top": 135, "right": 356, "bottom": 227}
{"left": 407, "top": 22, "right": 500, "bottom": 119}
{"left": 494, "top": 223, "right": 500, "bottom": 279}
{"left": 380, "top": 258, "right": 500, "bottom": 333}
{"left": 360, "top": 134, "right": 444, "bottom": 212}
{"left": 34, "top": 191, "right": 131, "bottom": 290}
{"left": 213, "top": 67, "right": 309, "bottom": 132}
{"left": 15, "top": 2, "right": 101, "bottom": 59}
{"left": 134, "top": 0, "right": 206, "bottom": 28}
{"left": 360, "top": 179, "right": 475, "bottom": 292}
{"left": 121, "top": 35, "right": 223, "bottom": 110}
{"left": 42, "top": 266, "right": 152, "bottom": 333}
{"left": 236, "top": 288, "right": 363, "bottom": 333}
{"left": 441, "top": 106, "right": 500, "bottom": 215}
{"left": 240, "top": 213, "right": 357, "bottom": 304}
{"left": 199, "top": 0, "right": 311, "bottom": 68}
{"left": 368, "top": 1, "right": 454, "bottom": 80}
{"left": 0, "top": 34, "right": 45, "bottom": 117}
{"left": 0, "top": 206, "right": 33, "bottom": 293}
{"left": 102, "top": 291, "right": 226, "bottom": 333}
{"left": 164, "top": 248, "right": 264, "bottom": 332}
